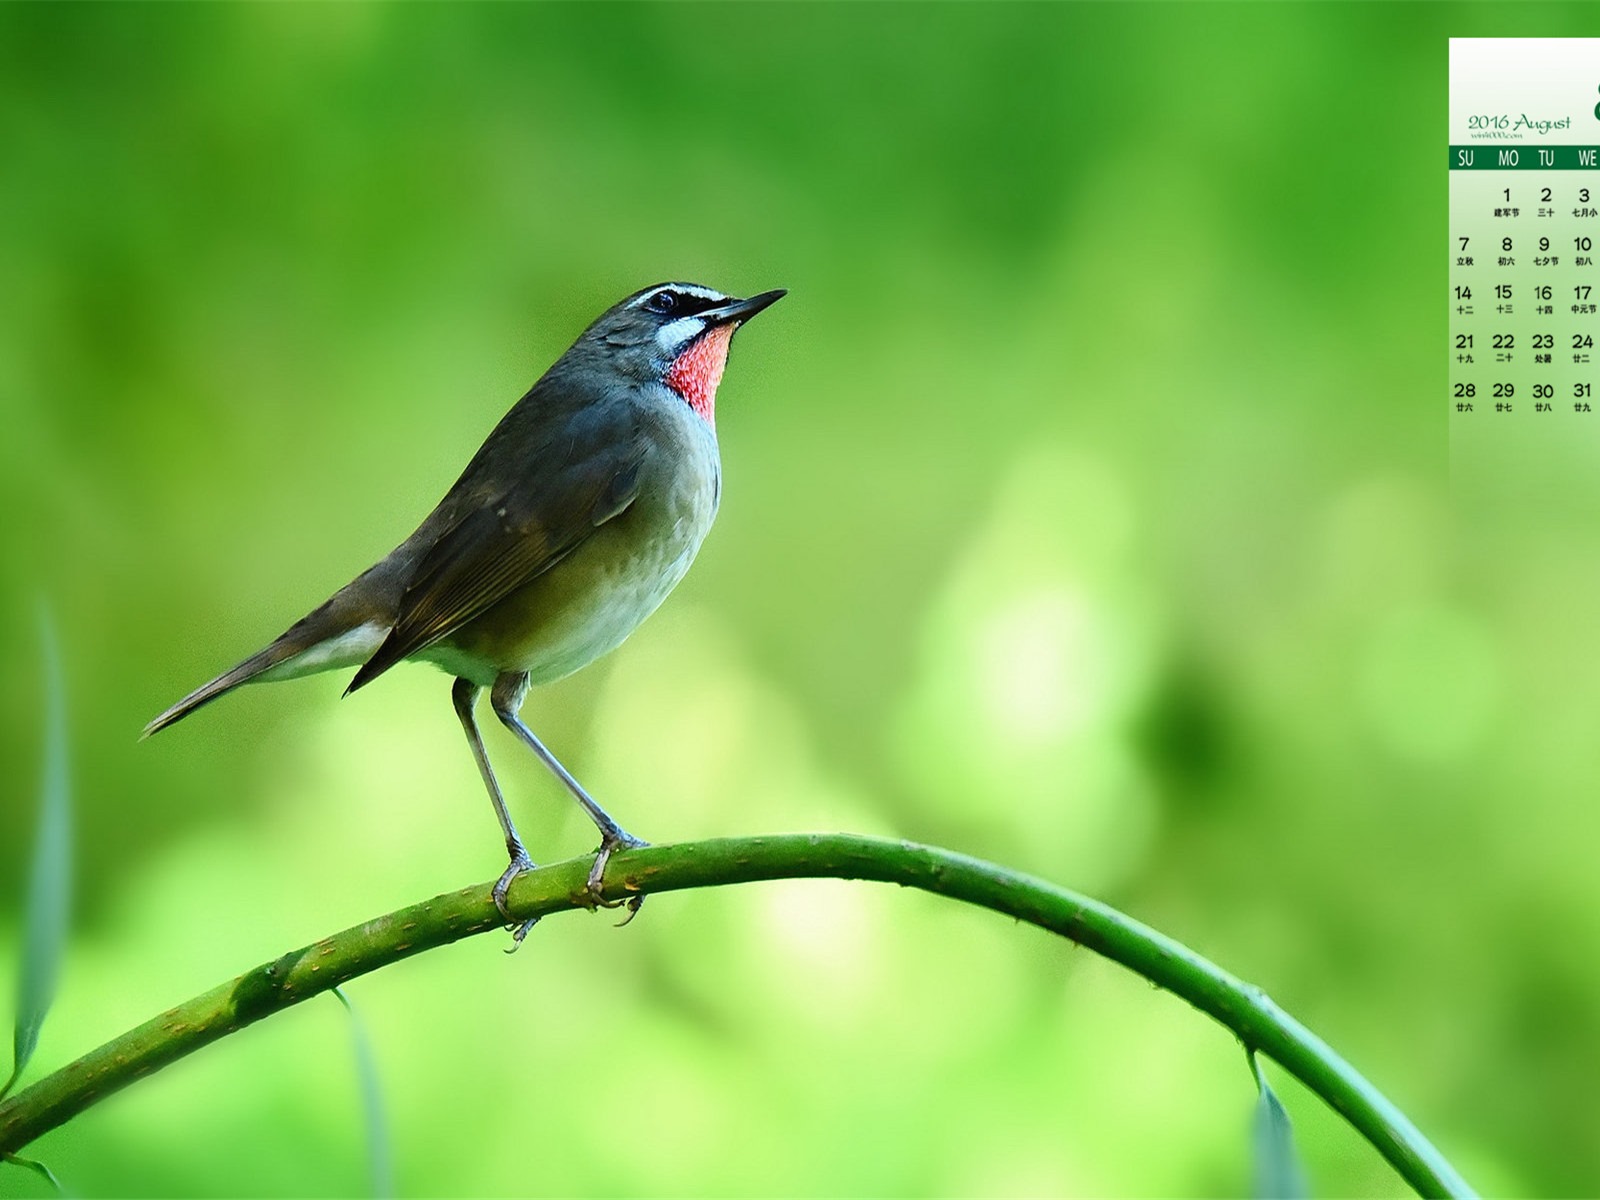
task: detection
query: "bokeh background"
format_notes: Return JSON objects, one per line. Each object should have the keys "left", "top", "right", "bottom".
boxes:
{"left": 1, "top": 3, "right": 1596, "bottom": 1196}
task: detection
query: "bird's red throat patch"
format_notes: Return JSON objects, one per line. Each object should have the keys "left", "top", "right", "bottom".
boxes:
{"left": 665, "top": 324, "right": 734, "bottom": 426}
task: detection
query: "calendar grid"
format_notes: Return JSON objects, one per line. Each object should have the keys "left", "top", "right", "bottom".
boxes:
{"left": 1450, "top": 40, "right": 1600, "bottom": 431}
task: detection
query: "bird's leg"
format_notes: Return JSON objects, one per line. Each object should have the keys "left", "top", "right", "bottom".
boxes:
{"left": 490, "top": 671, "right": 647, "bottom": 920}
{"left": 452, "top": 677, "right": 538, "bottom": 946}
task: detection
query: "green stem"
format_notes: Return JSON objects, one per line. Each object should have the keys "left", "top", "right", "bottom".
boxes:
{"left": 0, "top": 833, "right": 1473, "bottom": 1197}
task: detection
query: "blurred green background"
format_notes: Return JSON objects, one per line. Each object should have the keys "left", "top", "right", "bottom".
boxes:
{"left": 1, "top": 3, "right": 1595, "bottom": 1196}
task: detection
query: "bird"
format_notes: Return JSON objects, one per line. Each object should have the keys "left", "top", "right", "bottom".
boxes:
{"left": 144, "top": 281, "right": 786, "bottom": 940}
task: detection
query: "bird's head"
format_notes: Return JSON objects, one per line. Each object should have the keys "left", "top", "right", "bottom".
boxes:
{"left": 570, "top": 282, "right": 786, "bottom": 426}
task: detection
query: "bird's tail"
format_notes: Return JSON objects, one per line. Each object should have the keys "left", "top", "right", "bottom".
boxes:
{"left": 142, "top": 595, "right": 391, "bottom": 739}
{"left": 142, "top": 643, "right": 298, "bottom": 739}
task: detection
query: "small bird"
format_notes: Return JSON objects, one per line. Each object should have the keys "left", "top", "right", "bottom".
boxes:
{"left": 144, "top": 282, "right": 786, "bottom": 939}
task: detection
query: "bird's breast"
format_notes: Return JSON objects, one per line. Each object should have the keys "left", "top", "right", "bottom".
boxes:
{"left": 425, "top": 402, "right": 721, "bottom": 686}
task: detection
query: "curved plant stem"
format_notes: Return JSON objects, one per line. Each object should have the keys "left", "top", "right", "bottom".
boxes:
{"left": 0, "top": 833, "right": 1473, "bottom": 1197}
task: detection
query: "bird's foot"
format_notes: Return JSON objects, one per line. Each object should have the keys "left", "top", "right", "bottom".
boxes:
{"left": 584, "top": 830, "right": 649, "bottom": 924}
{"left": 493, "top": 845, "right": 539, "bottom": 950}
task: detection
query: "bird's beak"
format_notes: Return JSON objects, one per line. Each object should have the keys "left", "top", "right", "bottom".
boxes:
{"left": 701, "top": 289, "right": 787, "bottom": 328}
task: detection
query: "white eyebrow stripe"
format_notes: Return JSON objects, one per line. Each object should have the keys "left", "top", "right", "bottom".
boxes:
{"left": 669, "top": 283, "right": 726, "bottom": 302}
{"left": 631, "top": 283, "right": 728, "bottom": 308}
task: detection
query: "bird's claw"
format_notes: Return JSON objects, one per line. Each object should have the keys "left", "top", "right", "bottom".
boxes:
{"left": 613, "top": 894, "right": 645, "bottom": 927}
{"left": 493, "top": 847, "right": 539, "bottom": 951}
{"left": 584, "top": 831, "right": 648, "bottom": 922}
{"left": 504, "top": 917, "right": 539, "bottom": 950}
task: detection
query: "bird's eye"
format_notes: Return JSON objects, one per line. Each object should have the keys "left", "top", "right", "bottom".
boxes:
{"left": 646, "top": 290, "right": 679, "bottom": 314}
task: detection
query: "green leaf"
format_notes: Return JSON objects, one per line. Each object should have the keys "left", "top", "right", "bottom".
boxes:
{"left": 333, "top": 987, "right": 393, "bottom": 1199}
{"left": 2, "top": 607, "right": 72, "bottom": 1103}
{"left": 3, "top": 1151, "right": 65, "bottom": 1194}
{"left": 1249, "top": 1049, "right": 1308, "bottom": 1200}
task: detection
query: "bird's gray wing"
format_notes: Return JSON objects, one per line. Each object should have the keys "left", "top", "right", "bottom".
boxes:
{"left": 346, "top": 407, "right": 645, "bottom": 693}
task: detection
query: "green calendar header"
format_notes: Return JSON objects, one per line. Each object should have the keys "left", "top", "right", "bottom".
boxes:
{"left": 1451, "top": 145, "right": 1600, "bottom": 169}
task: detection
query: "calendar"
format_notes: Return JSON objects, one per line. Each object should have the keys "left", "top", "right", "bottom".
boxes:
{"left": 1450, "top": 39, "right": 1600, "bottom": 464}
